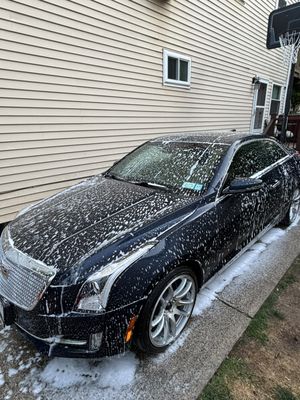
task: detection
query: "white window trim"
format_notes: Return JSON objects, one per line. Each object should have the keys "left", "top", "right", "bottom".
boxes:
{"left": 163, "top": 49, "right": 191, "bottom": 88}
{"left": 269, "top": 82, "right": 283, "bottom": 115}
{"left": 250, "top": 77, "right": 269, "bottom": 134}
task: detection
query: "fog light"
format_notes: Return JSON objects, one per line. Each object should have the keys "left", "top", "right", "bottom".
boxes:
{"left": 89, "top": 332, "right": 103, "bottom": 351}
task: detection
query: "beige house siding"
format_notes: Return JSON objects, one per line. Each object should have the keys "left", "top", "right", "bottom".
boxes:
{"left": 0, "top": 0, "right": 296, "bottom": 223}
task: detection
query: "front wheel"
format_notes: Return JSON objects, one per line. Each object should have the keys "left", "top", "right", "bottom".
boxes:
{"left": 280, "top": 188, "right": 300, "bottom": 227}
{"left": 135, "top": 266, "right": 197, "bottom": 354}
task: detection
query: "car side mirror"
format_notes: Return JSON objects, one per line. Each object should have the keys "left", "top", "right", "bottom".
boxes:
{"left": 223, "top": 178, "right": 263, "bottom": 195}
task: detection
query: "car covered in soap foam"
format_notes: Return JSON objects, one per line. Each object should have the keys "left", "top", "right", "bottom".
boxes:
{"left": 0, "top": 132, "right": 299, "bottom": 358}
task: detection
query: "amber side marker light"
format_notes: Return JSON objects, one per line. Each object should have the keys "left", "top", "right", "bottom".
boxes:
{"left": 125, "top": 315, "right": 138, "bottom": 343}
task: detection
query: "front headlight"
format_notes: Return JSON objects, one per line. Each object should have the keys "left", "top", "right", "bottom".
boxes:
{"left": 75, "top": 241, "right": 157, "bottom": 312}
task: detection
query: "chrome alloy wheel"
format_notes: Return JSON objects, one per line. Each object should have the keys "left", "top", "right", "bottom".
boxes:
{"left": 149, "top": 274, "right": 196, "bottom": 347}
{"left": 289, "top": 189, "right": 300, "bottom": 223}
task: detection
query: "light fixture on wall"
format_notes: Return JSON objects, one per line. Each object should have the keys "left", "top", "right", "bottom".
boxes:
{"left": 252, "top": 75, "right": 261, "bottom": 88}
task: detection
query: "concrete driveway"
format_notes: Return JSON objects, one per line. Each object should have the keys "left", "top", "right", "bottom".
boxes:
{"left": 0, "top": 222, "right": 299, "bottom": 400}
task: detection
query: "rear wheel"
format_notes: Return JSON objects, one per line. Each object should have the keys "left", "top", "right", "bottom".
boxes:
{"left": 281, "top": 188, "right": 300, "bottom": 227}
{"left": 135, "top": 266, "right": 197, "bottom": 354}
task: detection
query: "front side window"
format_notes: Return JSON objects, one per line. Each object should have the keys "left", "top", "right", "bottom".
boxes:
{"left": 163, "top": 50, "right": 191, "bottom": 87}
{"left": 107, "top": 141, "right": 228, "bottom": 194}
{"left": 225, "top": 140, "right": 287, "bottom": 185}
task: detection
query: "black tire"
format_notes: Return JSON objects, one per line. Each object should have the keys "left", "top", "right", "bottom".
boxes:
{"left": 280, "top": 188, "right": 300, "bottom": 227}
{"left": 134, "top": 265, "right": 198, "bottom": 354}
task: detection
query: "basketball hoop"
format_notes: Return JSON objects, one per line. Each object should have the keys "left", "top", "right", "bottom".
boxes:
{"left": 267, "top": 2, "right": 300, "bottom": 65}
{"left": 279, "top": 31, "right": 300, "bottom": 66}
{"left": 266, "top": 3, "right": 300, "bottom": 144}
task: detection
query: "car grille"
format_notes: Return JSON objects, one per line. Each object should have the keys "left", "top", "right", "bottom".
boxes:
{"left": 0, "top": 253, "right": 56, "bottom": 311}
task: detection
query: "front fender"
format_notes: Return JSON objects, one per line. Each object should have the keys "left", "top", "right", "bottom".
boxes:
{"left": 106, "top": 203, "right": 218, "bottom": 311}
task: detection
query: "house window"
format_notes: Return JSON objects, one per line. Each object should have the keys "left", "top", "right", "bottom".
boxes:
{"left": 163, "top": 50, "right": 191, "bottom": 87}
{"left": 253, "top": 82, "right": 268, "bottom": 132}
{"left": 270, "top": 84, "right": 282, "bottom": 115}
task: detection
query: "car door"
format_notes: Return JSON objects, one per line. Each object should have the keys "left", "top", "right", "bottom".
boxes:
{"left": 250, "top": 140, "right": 288, "bottom": 225}
{"left": 280, "top": 153, "right": 299, "bottom": 209}
{"left": 214, "top": 141, "right": 269, "bottom": 267}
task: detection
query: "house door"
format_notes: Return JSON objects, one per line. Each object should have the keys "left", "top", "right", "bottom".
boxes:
{"left": 251, "top": 81, "right": 268, "bottom": 134}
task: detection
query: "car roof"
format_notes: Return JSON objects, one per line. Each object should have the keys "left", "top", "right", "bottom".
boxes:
{"left": 151, "top": 131, "right": 266, "bottom": 146}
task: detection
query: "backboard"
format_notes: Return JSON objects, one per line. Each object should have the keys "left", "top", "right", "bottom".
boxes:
{"left": 267, "top": 2, "right": 300, "bottom": 49}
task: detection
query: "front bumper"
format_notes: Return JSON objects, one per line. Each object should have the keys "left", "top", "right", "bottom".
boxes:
{"left": 4, "top": 299, "right": 144, "bottom": 358}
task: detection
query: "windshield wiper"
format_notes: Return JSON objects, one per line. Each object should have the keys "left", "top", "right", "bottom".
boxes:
{"left": 128, "top": 180, "right": 169, "bottom": 190}
{"left": 103, "top": 172, "right": 126, "bottom": 182}
{"left": 105, "top": 173, "right": 169, "bottom": 190}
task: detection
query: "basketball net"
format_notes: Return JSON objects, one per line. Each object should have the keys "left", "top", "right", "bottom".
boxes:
{"left": 279, "top": 31, "right": 300, "bottom": 66}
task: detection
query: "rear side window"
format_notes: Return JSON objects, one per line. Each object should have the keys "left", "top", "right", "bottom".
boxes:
{"left": 226, "top": 140, "right": 287, "bottom": 183}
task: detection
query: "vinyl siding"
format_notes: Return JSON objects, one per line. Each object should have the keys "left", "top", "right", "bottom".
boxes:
{"left": 0, "top": 0, "right": 296, "bottom": 222}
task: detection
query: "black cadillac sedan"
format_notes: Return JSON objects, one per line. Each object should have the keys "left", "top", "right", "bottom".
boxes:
{"left": 0, "top": 132, "right": 299, "bottom": 358}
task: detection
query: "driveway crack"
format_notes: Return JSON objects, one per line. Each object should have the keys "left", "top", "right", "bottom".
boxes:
{"left": 216, "top": 296, "right": 253, "bottom": 319}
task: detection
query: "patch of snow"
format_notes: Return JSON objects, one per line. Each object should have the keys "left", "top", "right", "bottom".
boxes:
{"left": 0, "top": 372, "right": 5, "bottom": 386}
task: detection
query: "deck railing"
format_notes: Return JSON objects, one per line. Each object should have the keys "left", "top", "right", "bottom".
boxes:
{"left": 264, "top": 114, "right": 300, "bottom": 151}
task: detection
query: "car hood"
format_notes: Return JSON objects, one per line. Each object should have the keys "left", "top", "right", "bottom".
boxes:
{"left": 7, "top": 176, "right": 193, "bottom": 274}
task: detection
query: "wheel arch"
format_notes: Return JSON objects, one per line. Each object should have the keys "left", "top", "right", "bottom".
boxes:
{"left": 182, "top": 259, "right": 205, "bottom": 291}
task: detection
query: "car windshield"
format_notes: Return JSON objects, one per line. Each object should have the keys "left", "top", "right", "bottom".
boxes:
{"left": 106, "top": 140, "right": 229, "bottom": 194}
